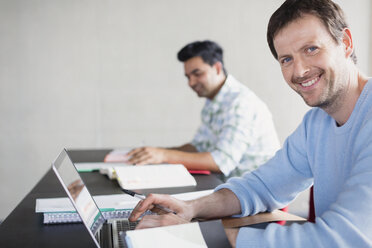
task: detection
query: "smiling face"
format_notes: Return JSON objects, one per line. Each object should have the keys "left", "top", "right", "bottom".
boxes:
{"left": 274, "top": 14, "right": 351, "bottom": 110}
{"left": 183, "top": 56, "right": 224, "bottom": 100}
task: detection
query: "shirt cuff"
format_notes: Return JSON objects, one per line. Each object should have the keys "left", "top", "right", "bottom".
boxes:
{"left": 214, "top": 182, "right": 248, "bottom": 218}
{"left": 211, "top": 150, "right": 236, "bottom": 176}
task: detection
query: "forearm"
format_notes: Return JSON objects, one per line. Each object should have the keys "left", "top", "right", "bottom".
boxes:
{"left": 127, "top": 146, "right": 220, "bottom": 172}
{"left": 163, "top": 149, "right": 222, "bottom": 173}
{"left": 187, "top": 188, "right": 241, "bottom": 219}
{"left": 167, "top": 143, "right": 198, "bottom": 152}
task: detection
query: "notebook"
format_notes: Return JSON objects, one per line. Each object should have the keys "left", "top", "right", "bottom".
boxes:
{"left": 52, "top": 148, "right": 141, "bottom": 248}
{"left": 42, "top": 210, "right": 134, "bottom": 224}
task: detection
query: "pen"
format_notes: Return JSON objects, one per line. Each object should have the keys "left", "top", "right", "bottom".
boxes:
{"left": 121, "top": 188, "right": 176, "bottom": 214}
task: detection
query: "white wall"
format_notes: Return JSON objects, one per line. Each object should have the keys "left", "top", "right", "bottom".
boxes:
{"left": 0, "top": 0, "right": 370, "bottom": 219}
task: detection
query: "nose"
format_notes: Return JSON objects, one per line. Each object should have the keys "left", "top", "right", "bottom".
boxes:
{"left": 293, "top": 57, "right": 310, "bottom": 78}
{"left": 188, "top": 76, "right": 197, "bottom": 88}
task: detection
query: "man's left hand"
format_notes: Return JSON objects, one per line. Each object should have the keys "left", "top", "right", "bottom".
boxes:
{"left": 126, "top": 146, "right": 167, "bottom": 165}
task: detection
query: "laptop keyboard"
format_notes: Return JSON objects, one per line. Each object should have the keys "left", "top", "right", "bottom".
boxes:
{"left": 117, "top": 219, "right": 138, "bottom": 232}
{"left": 99, "top": 210, "right": 152, "bottom": 248}
{"left": 116, "top": 219, "right": 139, "bottom": 248}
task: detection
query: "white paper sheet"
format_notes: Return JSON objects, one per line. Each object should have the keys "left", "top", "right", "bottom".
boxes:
{"left": 74, "top": 162, "right": 129, "bottom": 172}
{"left": 125, "top": 222, "right": 207, "bottom": 248}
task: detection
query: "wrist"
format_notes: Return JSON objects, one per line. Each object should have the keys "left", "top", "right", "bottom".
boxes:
{"left": 162, "top": 149, "right": 179, "bottom": 164}
{"left": 185, "top": 199, "right": 199, "bottom": 220}
{"left": 161, "top": 148, "right": 171, "bottom": 163}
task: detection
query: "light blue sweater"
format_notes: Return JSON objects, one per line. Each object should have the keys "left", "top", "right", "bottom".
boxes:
{"left": 216, "top": 78, "right": 372, "bottom": 247}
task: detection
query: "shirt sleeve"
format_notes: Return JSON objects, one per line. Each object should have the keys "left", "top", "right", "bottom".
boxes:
{"left": 236, "top": 139, "right": 372, "bottom": 247}
{"left": 216, "top": 114, "right": 372, "bottom": 247}
{"left": 216, "top": 118, "right": 312, "bottom": 215}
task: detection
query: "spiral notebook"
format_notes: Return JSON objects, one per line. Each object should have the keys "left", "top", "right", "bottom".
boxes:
{"left": 36, "top": 193, "right": 140, "bottom": 224}
{"left": 43, "top": 210, "right": 136, "bottom": 224}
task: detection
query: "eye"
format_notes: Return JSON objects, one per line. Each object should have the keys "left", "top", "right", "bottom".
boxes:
{"left": 193, "top": 71, "right": 204, "bottom": 78}
{"left": 306, "top": 46, "right": 318, "bottom": 53}
{"left": 280, "top": 57, "right": 292, "bottom": 65}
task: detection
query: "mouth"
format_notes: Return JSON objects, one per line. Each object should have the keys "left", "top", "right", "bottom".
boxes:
{"left": 192, "top": 84, "right": 202, "bottom": 94}
{"left": 298, "top": 74, "right": 322, "bottom": 89}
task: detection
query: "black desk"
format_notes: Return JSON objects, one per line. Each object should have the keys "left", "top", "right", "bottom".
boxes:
{"left": 0, "top": 149, "right": 223, "bottom": 248}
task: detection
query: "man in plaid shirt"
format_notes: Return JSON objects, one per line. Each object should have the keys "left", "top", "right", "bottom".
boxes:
{"left": 127, "top": 40, "right": 280, "bottom": 179}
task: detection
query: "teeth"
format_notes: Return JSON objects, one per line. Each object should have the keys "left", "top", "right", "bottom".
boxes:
{"left": 301, "top": 77, "right": 318, "bottom": 87}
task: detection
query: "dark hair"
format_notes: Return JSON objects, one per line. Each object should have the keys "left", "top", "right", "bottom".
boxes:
{"left": 267, "top": 0, "right": 357, "bottom": 64}
{"left": 177, "top": 40, "right": 227, "bottom": 75}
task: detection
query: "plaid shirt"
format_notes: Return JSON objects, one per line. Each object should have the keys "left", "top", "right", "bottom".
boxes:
{"left": 191, "top": 75, "right": 280, "bottom": 179}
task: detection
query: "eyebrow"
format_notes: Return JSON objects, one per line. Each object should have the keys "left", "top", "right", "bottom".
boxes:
{"left": 277, "top": 54, "right": 290, "bottom": 61}
{"left": 299, "top": 42, "right": 315, "bottom": 51}
{"left": 277, "top": 42, "right": 318, "bottom": 61}
{"left": 185, "top": 68, "right": 200, "bottom": 77}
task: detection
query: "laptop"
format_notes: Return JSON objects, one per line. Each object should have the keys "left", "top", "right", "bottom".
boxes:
{"left": 52, "top": 148, "right": 139, "bottom": 248}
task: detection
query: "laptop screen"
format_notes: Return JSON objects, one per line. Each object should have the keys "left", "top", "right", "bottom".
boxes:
{"left": 52, "top": 149, "right": 105, "bottom": 239}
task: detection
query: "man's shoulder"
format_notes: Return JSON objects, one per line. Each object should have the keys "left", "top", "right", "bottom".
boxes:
{"left": 225, "top": 75, "right": 251, "bottom": 92}
{"left": 223, "top": 75, "right": 260, "bottom": 102}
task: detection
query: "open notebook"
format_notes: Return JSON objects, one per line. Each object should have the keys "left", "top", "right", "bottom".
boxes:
{"left": 113, "top": 164, "right": 197, "bottom": 189}
{"left": 94, "top": 163, "right": 197, "bottom": 190}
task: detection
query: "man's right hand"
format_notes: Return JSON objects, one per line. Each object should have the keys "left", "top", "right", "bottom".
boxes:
{"left": 129, "top": 193, "right": 194, "bottom": 229}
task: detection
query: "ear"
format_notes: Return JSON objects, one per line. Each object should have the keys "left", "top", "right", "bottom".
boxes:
{"left": 342, "top": 28, "right": 354, "bottom": 59}
{"left": 213, "top": 61, "right": 223, "bottom": 75}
